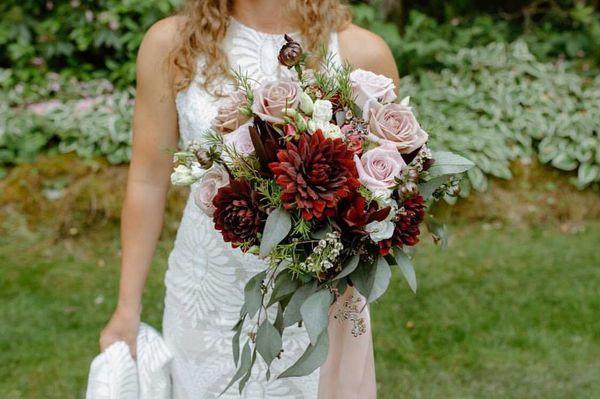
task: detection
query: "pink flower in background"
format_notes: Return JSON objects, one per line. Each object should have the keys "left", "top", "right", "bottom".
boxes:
{"left": 75, "top": 98, "right": 98, "bottom": 112}
{"left": 367, "top": 102, "right": 429, "bottom": 154}
{"left": 212, "top": 90, "right": 250, "bottom": 133}
{"left": 252, "top": 81, "right": 300, "bottom": 124}
{"left": 194, "top": 165, "right": 230, "bottom": 216}
{"left": 354, "top": 143, "right": 406, "bottom": 192}
{"left": 27, "top": 100, "right": 61, "bottom": 115}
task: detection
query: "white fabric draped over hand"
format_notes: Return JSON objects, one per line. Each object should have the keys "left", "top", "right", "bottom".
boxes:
{"left": 318, "top": 287, "right": 377, "bottom": 399}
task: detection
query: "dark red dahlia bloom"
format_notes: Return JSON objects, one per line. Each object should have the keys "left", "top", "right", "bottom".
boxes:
{"left": 212, "top": 178, "right": 267, "bottom": 249}
{"left": 338, "top": 193, "right": 390, "bottom": 229}
{"left": 378, "top": 195, "right": 426, "bottom": 256}
{"left": 269, "top": 130, "right": 360, "bottom": 220}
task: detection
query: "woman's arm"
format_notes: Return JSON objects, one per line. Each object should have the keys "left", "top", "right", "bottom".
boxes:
{"left": 100, "top": 17, "right": 181, "bottom": 356}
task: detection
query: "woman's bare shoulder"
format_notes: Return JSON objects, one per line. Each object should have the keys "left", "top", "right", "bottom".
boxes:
{"left": 138, "top": 15, "right": 184, "bottom": 59}
{"left": 337, "top": 23, "right": 399, "bottom": 85}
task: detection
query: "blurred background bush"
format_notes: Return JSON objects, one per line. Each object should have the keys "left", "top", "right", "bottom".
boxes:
{"left": 1, "top": 1, "right": 599, "bottom": 398}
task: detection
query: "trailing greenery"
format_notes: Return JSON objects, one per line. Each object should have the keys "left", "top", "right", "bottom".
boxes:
{"left": 400, "top": 41, "right": 600, "bottom": 190}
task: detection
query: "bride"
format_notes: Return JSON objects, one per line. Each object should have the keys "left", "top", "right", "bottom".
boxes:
{"left": 99, "top": 0, "right": 399, "bottom": 397}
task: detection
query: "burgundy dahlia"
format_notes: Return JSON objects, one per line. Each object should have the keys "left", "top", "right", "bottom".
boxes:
{"left": 269, "top": 130, "right": 360, "bottom": 221}
{"left": 378, "top": 195, "right": 426, "bottom": 255}
{"left": 212, "top": 178, "right": 267, "bottom": 249}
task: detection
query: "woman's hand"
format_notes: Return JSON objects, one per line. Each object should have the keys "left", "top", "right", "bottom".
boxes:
{"left": 99, "top": 305, "right": 141, "bottom": 358}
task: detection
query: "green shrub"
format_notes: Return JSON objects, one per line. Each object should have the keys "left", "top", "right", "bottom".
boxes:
{"left": 401, "top": 41, "right": 600, "bottom": 190}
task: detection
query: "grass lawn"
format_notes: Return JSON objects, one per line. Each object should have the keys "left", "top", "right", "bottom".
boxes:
{"left": 1, "top": 222, "right": 599, "bottom": 398}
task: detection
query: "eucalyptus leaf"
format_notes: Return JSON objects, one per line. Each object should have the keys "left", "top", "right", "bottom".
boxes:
{"left": 350, "top": 260, "right": 376, "bottom": 300}
{"left": 220, "top": 340, "right": 252, "bottom": 396}
{"left": 426, "top": 216, "right": 448, "bottom": 249}
{"left": 428, "top": 151, "right": 475, "bottom": 177}
{"left": 333, "top": 255, "right": 360, "bottom": 280}
{"left": 300, "top": 289, "right": 333, "bottom": 345}
{"left": 238, "top": 350, "right": 256, "bottom": 394}
{"left": 267, "top": 269, "right": 300, "bottom": 307}
{"left": 243, "top": 271, "right": 266, "bottom": 318}
{"left": 256, "top": 320, "right": 282, "bottom": 366}
{"left": 278, "top": 330, "right": 329, "bottom": 379}
{"left": 284, "top": 282, "right": 317, "bottom": 327}
{"left": 394, "top": 250, "right": 417, "bottom": 293}
{"left": 368, "top": 256, "right": 392, "bottom": 303}
{"left": 419, "top": 175, "right": 451, "bottom": 200}
{"left": 259, "top": 208, "right": 292, "bottom": 258}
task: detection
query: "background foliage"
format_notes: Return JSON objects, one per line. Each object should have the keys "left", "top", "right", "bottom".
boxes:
{"left": 1, "top": 0, "right": 599, "bottom": 188}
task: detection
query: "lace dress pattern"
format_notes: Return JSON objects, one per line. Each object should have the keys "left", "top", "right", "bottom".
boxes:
{"left": 163, "top": 19, "right": 342, "bottom": 399}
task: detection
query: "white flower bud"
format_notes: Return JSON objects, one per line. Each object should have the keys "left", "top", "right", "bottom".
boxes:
{"left": 365, "top": 220, "right": 395, "bottom": 243}
{"left": 299, "top": 91, "right": 314, "bottom": 115}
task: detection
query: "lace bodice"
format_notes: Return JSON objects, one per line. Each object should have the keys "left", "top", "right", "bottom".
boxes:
{"left": 176, "top": 18, "right": 342, "bottom": 145}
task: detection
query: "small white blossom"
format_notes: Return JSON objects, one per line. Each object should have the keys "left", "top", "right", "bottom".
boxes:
{"left": 299, "top": 91, "right": 314, "bottom": 115}
{"left": 320, "top": 123, "right": 343, "bottom": 139}
{"left": 171, "top": 165, "right": 197, "bottom": 186}
{"left": 312, "top": 99, "right": 333, "bottom": 125}
{"left": 190, "top": 162, "right": 206, "bottom": 179}
{"left": 365, "top": 220, "right": 395, "bottom": 243}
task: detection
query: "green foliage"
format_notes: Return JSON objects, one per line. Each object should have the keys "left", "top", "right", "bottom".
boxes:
{"left": 0, "top": 0, "right": 182, "bottom": 87}
{"left": 401, "top": 41, "right": 600, "bottom": 189}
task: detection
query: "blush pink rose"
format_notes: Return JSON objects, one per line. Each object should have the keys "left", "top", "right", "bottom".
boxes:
{"left": 251, "top": 81, "right": 300, "bottom": 124}
{"left": 223, "top": 122, "right": 255, "bottom": 156}
{"left": 367, "top": 102, "right": 429, "bottom": 154}
{"left": 194, "top": 165, "right": 230, "bottom": 216}
{"left": 354, "top": 143, "right": 406, "bottom": 192}
{"left": 212, "top": 90, "right": 251, "bottom": 133}
{"left": 349, "top": 69, "right": 397, "bottom": 116}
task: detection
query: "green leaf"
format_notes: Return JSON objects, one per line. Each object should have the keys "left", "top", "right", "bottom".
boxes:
{"left": 220, "top": 340, "right": 252, "bottom": 396}
{"left": 419, "top": 175, "right": 451, "bottom": 200}
{"left": 426, "top": 215, "right": 448, "bottom": 249}
{"left": 256, "top": 320, "right": 282, "bottom": 367}
{"left": 283, "top": 282, "right": 317, "bottom": 327}
{"left": 428, "top": 151, "right": 474, "bottom": 178}
{"left": 333, "top": 255, "right": 360, "bottom": 280}
{"left": 231, "top": 317, "right": 244, "bottom": 367}
{"left": 259, "top": 208, "right": 292, "bottom": 258}
{"left": 274, "top": 303, "right": 285, "bottom": 335}
{"left": 243, "top": 271, "right": 266, "bottom": 318}
{"left": 350, "top": 260, "right": 377, "bottom": 300}
{"left": 238, "top": 350, "right": 256, "bottom": 394}
{"left": 300, "top": 289, "right": 333, "bottom": 345}
{"left": 267, "top": 269, "right": 300, "bottom": 307}
{"left": 368, "top": 256, "right": 392, "bottom": 303}
{"left": 394, "top": 250, "right": 417, "bottom": 293}
{"left": 278, "top": 330, "right": 329, "bottom": 379}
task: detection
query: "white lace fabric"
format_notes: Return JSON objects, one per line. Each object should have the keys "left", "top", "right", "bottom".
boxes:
{"left": 164, "top": 20, "right": 342, "bottom": 398}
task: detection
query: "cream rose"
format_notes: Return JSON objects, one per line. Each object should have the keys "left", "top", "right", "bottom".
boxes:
{"left": 212, "top": 90, "right": 250, "bottom": 133}
{"left": 367, "top": 102, "right": 429, "bottom": 154}
{"left": 365, "top": 220, "right": 395, "bottom": 242}
{"left": 252, "top": 81, "right": 300, "bottom": 124}
{"left": 194, "top": 165, "right": 230, "bottom": 216}
{"left": 349, "top": 69, "right": 397, "bottom": 116}
{"left": 354, "top": 143, "right": 406, "bottom": 193}
{"left": 223, "top": 122, "right": 255, "bottom": 157}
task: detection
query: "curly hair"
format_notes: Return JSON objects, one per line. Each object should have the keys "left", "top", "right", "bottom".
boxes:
{"left": 170, "top": 0, "right": 352, "bottom": 93}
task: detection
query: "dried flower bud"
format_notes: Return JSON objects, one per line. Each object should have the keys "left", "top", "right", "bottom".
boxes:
{"left": 195, "top": 148, "right": 213, "bottom": 169}
{"left": 278, "top": 34, "right": 303, "bottom": 68}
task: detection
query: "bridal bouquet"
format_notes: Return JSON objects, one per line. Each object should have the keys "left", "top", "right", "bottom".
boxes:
{"left": 171, "top": 35, "right": 473, "bottom": 393}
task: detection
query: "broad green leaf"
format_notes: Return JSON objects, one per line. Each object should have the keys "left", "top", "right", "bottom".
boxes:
{"left": 419, "top": 175, "right": 451, "bottom": 199}
{"left": 284, "top": 282, "right": 317, "bottom": 327}
{"left": 256, "top": 320, "right": 282, "bottom": 366}
{"left": 259, "top": 208, "right": 292, "bottom": 258}
{"left": 274, "top": 303, "right": 285, "bottom": 335}
{"left": 394, "top": 250, "right": 417, "bottom": 293}
{"left": 267, "top": 269, "right": 300, "bottom": 307}
{"left": 300, "top": 289, "right": 333, "bottom": 345}
{"left": 333, "top": 255, "right": 360, "bottom": 280}
{"left": 238, "top": 350, "right": 256, "bottom": 394}
{"left": 231, "top": 317, "right": 244, "bottom": 367}
{"left": 243, "top": 271, "right": 266, "bottom": 318}
{"left": 220, "top": 340, "right": 252, "bottom": 396}
{"left": 278, "top": 330, "right": 329, "bottom": 379}
{"left": 426, "top": 216, "right": 448, "bottom": 249}
{"left": 428, "top": 151, "right": 475, "bottom": 178}
{"left": 368, "top": 256, "right": 392, "bottom": 303}
{"left": 350, "top": 260, "right": 376, "bottom": 300}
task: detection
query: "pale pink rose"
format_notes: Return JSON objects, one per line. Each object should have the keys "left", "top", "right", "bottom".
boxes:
{"left": 212, "top": 90, "right": 251, "bottom": 133}
{"left": 194, "top": 165, "right": 230, "bottom": 216}
{"left": 251, "top": 81, "right": 300, "bottom": 124}
{"left": 349, "top": 69, "right": 397, "bottom": 116}
{"left": 367, "top": 102, "right": 429, "bottom": 154}
{"left": 354, "top": 143, "right": 406, "bottom": 192}
{"left": 223, "top": 122, "right": 255, "bottom": 156}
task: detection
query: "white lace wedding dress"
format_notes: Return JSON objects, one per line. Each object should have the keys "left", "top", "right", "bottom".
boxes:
{"left": 162, "top": 19, "right": 343, "bottom": 398}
